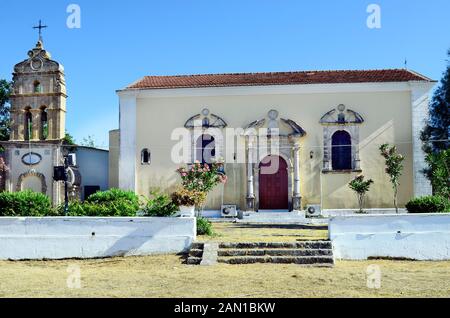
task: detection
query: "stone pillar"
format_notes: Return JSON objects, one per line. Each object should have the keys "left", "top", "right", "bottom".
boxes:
{"left": 410, "top": 83, "right": 433, "bottom": 197}
{"left": 292, "top": 141, "right": 302, "bottom": 211}
{"left": 246, "top": 136, "right": 256, "bottom": 211}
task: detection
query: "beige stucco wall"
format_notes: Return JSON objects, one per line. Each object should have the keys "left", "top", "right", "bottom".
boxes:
{"left": 109, "top": 129, "right": 120, "bottom": 189}
{"left": 131, "top": 89, "right": 414, "bottom": 210}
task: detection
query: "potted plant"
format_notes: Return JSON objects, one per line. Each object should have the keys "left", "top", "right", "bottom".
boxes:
{"left": 171, "top": 188, "right": 207, "bottom": 217}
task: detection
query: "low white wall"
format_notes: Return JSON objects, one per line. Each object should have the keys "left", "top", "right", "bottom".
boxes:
{"left": 329, "top": 214, "right": 450, "bottom": 260}
{"left": 0, "top": 217, "right": 196, "bottom": 260}
{"left": 322, "top": 208, "right": 407, "bottom": 217}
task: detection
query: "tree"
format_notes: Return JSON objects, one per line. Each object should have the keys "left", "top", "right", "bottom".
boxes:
{"left": 421, "top": 49, "right": 450, "bottom": 154}
{"left": 349, "top": 175, "right": 374, "bottom": 213}
{"left": 63, "top": 131, "right": 76, "bottom": 145}
{"left": 380, "top": 144, "right": 405, "bottom": 213}
{"left": 0, "top": 80, "right": 12, "bottom": 144}
{"left": 425, "top": 150, "right": 450, "bottom": 198}
{"left": 80, "top": 135, "right": 97, "bottom": 148}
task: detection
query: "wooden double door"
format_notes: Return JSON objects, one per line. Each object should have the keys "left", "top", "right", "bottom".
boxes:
{"left": 258, "top": 155, "right": 289, "bottom": 210}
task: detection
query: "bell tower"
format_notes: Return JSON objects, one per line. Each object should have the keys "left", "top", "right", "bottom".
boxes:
{"left": 9, "top": 36, "right": 66, "bottom": 141}
{"left": 0, "top": 22, "right": 69, "bottom": 205}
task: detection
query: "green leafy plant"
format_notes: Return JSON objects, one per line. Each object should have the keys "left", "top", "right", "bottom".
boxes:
{"left": 86, "top": 188, "right": 140, "bottom": 206}
{"left": 176, "top": 161, "right": 227, "bottom": 193}
{"left": 196, "top": 217, "right": 214, "bottom": 236}
{"left": 171, "top": 188, "right": 207, "bottom": 207}
{"left": 348, "top": 175, "right": 374, "bottom": 213}
{"left": 61, "top": 200, "right": 139, "bottom": 217}
{"left": 60, "top": 188, "right": 142, "bottom": 217}
{"left": 144, "top": 191, "right": 178, "bottom": 217}
{"left": 0, "top": 80, "right": 12, "bottom": 147}
{"left": 380, "top": 144, "right": 405, "bottom": 213}
{"left": 0, "top": 191, "right": 55, "bottom": 216}
{"left": 0, "top": 156, "right": 8, "bottom": 188}
{"left": 425, "top": 150, "right": 450, "bottom": 198}
{"left": 406, "top": 196, "right": 450, "bottom": 213}
{"left": 63, "top": 131, "right": 76, "bottom": 145}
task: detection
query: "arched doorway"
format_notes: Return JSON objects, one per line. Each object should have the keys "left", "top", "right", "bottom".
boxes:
{"left": 258, "top": 155, "right": 289, "bottom": 210}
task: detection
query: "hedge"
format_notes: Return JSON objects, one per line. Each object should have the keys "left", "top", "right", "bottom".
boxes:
{"left": 0, "top": 191, "right": 55, "bottom": 217}
{"left": 406, "top": 196, "right": 450, "bottom": 214}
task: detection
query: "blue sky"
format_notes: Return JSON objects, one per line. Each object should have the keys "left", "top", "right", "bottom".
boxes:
{"left": 0, "top": 0, "right": 449, "bottom": 148}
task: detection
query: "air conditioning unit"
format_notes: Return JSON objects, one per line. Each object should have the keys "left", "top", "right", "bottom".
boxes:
{"left": 221, "top": 205, "right": 238, "bottom": 218}
{"left": 306, "top": 205, "right": 322, "bottom": 218}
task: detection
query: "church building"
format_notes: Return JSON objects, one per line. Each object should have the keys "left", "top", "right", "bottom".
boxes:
{"left": 112, "top": 69, "right": 436, "bottom": 212}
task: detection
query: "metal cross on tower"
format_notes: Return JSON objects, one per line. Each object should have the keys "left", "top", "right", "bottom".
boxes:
{"left": 33, "top": 20, "right": 48, "bottom": 42}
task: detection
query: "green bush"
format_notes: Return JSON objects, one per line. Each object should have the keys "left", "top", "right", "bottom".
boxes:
{"left": 61, "top": 200, "right": 139, "bottom": 217}
{"left": 59, "top": 189, "right": 141, "bottom": 217}
{"left": 406, "top": 196, "right": 450, "bottom": 213}
{"left": 0, "top": 191, "right": 55, "bottom": 216}
{"left": 144, "top": 191, "right": 178, "bottom": 217}
{"left": 197, "top": 217, "right": 214, "bottom": 236}
{"left": 86, "top": 188, "right": 139, "bottom": 206}
{"left": 425, "top": 150, "right": 450, "bottom": 198}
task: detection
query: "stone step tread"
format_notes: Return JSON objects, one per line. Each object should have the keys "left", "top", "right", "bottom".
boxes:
{"left": 218, "top": 249, "right": 333, "bottom": 257}
{"left": 186, "top": 257, "right": 202, "bottom": 265}
{"left": 219, "top": 242, "right": 332, "bottom": 249}
{"left": 189, "top": 249, "right": 204, "bottom": 257}
{"left": 191, "top": 243, "right": 205, "bottom": 249}
{"left": 218, "top": 256, "right": 334, "bottom": 265}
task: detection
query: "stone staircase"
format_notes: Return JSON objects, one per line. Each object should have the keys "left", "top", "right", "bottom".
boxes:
{"left": 187, "top": 241, "right": 334, "bottom": 267}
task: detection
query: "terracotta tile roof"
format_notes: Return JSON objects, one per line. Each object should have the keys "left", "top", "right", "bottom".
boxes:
{"left": 126, "top": 69, "right": 433, "bottom": 90}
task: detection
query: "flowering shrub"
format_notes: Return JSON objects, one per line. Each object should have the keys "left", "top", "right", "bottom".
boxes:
{"left": 171, "top": 188, "right": 207, "bottom": 206}
{"left": 176, "top": 161, "right": 227, "bottom": 193}
{"left": 348, "top": 175, "right": 374, "bottom": 213}
{"left": 380, "top": 144, "right": 405, "bottom": 214}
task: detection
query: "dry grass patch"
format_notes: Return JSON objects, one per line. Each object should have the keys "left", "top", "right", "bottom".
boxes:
{"left": 198, "top": 222, "right": 328, "bottom": 242}
{"left": 0, "top": 255, "right": 449, "bottom": 298}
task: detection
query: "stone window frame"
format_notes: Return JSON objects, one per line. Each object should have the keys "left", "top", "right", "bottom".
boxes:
{"left": 322, "top": 125, "right": 361, "bottom": 173}
{"left": 184, "top": 108, "right": 227, "bottom": 164}
{"left": 320, "top": 105, "right": 364, "bottom": 173}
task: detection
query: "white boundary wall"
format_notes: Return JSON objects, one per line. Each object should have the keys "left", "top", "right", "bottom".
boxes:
{"left": 329, "top": 214, "right": 450, "bottom": 260}
{"left": 0, "top": 217, "right": 196, "bottom": 260}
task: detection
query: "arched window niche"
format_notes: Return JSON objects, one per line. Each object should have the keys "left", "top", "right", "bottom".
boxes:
{"left": 33, "top": 81, "right": 42, "bottom": 93}
{"left": 184, "top": 108, "right": 227, "bottom": 164}
{"left": 24, "top": 107, "right": 33, "bottom": 141}
{"left": 141, "top": 148, "right": 151, "bottom": 165}
{"left": 196, "top": 134, "right": 216, "bottom": 164}
{"left": 320, "top": 104, "right": 364, "bottom": 173}
{"left": 332, "top": 131, "right": 352, "bottom": 170}
{"left": 40, "top": 106, "right": 48, "bottom": 140}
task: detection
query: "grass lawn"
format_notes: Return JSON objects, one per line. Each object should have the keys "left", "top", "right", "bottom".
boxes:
{"left": 0, "top": 255, "right": 449, "bottom": 298}
{"left": 0, "top": 222, "right": 448, "bottom": 298}
{"left": 198, "top": 222, "right": 328, "bottom": 242}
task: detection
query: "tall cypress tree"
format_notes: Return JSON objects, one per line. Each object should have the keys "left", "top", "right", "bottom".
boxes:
{"left": 421, "top": 49, "right": 450, "bottom": 153}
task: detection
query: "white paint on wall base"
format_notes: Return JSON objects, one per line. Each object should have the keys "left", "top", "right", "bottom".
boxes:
{"left": 329, "top": 214, "right": 450, "bottom": 260}
{"left": 0, "top": 217, "right": 196, "bottom": 260}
